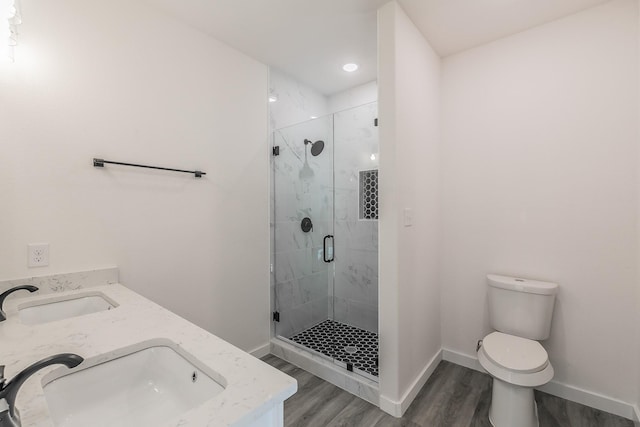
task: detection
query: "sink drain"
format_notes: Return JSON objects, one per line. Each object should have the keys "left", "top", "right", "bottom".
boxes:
{"left": 344, "top": 346, "right": 358, "bottom": 354}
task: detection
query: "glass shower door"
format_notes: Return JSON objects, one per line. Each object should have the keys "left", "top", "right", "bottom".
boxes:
{"left": 272, "top": 115, "right": 335, "bottom": 357}
{"left": 272, "top": 102, "right": 379, "bottom": 382}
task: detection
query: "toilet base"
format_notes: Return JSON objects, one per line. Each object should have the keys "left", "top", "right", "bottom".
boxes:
{"left": 488, "top": 378, "right": 538, "bottom": 427}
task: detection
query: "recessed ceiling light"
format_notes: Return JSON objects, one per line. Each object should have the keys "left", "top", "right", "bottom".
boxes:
{"left": 342, "top": 63, "right": 358, "bottom": 73}
{"left": 268, "top": 95, "right": 278, "bottom": 103}
{"left": 310, "top": 116, "right": 318, "bottom": 119}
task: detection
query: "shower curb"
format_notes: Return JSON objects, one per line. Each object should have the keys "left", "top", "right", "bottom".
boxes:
{"left": 270, "top": 337, "right": 379, "bottom": 406}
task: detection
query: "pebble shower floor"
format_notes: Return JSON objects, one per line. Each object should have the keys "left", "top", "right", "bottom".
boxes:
{"left": 290, "top": 320, "right": 378, "bottom": 377}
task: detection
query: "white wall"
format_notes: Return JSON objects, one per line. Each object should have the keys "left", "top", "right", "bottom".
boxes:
{"left": 441, "top": 0, "right": 638, "bottom": 406}
{"left": 378, "top": 1, "right": 442, "bottom": 415}
{"left": 0, "top": 0, "right": 270, "bottom": 352}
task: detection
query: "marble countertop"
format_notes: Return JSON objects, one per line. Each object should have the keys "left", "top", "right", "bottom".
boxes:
{"left": 0, "top": 284, "right": 297, "bottom": 427}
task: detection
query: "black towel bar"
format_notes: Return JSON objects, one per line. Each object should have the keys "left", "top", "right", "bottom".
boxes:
{"left": 93, "top": 158, "right": 206, "bottom": 178}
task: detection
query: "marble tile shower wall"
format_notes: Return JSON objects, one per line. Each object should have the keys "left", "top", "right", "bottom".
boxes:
{"left": 269, "top": 68, "right": 330, "bottom": 131}
{"left": 333, "top": 103, "right": 379, "bottom": 334}
{"left": 273, "top": 116, "right": 334, "bottom": 338}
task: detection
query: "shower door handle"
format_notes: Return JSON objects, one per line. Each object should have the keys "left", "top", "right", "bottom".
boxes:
{"left": 323, "top": 235, "right": 334, "bottom": 263}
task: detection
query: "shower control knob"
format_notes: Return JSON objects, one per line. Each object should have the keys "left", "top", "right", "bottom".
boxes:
{"left": 301, "top": 217, "right": 313, "bottom": 233}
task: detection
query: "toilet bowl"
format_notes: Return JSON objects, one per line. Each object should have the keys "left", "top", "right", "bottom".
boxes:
{"left": 478, "top": 332, "right": 554, "bottom": 427}
{"left": 479, "top": 275, "right": 558, "bottom": 427}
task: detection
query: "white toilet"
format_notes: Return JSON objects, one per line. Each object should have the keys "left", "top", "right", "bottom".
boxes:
{"left": 477, "top": 274, "right": 558, "bottom": 427}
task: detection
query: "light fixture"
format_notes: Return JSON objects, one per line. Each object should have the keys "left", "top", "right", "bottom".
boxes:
{"left": 0, "top": 0, "right": 20, "bottom": 61}
{"left": 268, "top": 95, "right": 278, "bottom": 103}
{"left": 310, "top": 116, "right": 317, "bottom": 120}
{"left": 342, "top": 63, "right": 358, "bottom": 73}
{"left": 370, "top": 154, "right": 376, "bottom": 161}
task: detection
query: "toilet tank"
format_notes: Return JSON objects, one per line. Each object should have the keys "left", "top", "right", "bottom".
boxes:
{"left": 487, "top": 274, "right": 558, "bottom": 340}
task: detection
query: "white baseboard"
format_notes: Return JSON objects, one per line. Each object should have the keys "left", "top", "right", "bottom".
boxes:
{"left": 442, "top": 347, "right": 637, "bottom": 422}
{"left": 537, "top": 380, "right": 636, "bottom": 421}
{"left": 379, "top": 349, "right": 443, "bottom": 417}
{"left": 442, "top": 348, "right": 482, "bottom": 372}
{"left": 249, "top": 342, "right": 271, "bottom": 358}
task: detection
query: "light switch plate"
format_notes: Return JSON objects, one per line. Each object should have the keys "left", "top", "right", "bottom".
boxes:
{"left": 404, "top": 208, "right": 413, "bottom": 227}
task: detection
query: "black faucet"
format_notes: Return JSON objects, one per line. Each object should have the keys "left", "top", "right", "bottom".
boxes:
{"left": 0, "top": 353, "right": 83, "bottom": 427}
{"left": 0, "top": 286, "right": 38, "bottom": 322}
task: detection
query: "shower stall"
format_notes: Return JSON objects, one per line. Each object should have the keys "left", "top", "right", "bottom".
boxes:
{"left": 271, "top": 102, "right": 379, "bottom": 382}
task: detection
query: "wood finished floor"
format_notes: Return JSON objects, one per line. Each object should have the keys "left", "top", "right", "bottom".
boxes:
{"left": 262, "top": 355, "right": 634, "bottom": 427}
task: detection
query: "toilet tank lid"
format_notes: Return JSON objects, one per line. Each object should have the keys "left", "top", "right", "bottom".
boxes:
{"left": 487, "top": 274, "right": 558, "bottom": 295}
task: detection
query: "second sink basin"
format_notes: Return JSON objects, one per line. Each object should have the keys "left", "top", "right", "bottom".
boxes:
{"left": 42, "top": 340, "right": 226, "bottom": 427}
{"left": 18, "top": 292, "right": 117, "bottom": 325}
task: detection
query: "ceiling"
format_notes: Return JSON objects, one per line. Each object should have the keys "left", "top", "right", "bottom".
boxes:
{"left": 398, "top": 0, "right": 612, "bottom": 57}
{"left": 142, "top": 0, "right": 612, "bottom": 95}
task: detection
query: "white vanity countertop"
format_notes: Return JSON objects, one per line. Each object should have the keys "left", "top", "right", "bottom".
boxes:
{"left": 0, "top": 284, "right": 297, "bottom": 427}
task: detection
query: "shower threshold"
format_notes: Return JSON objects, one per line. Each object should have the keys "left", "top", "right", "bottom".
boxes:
{"left": 289, "top": 320, "right": 379, "bottom": 378}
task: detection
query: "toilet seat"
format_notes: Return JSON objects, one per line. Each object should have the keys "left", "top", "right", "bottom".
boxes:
{"left": 482, "top": 332, "right": 548, "bottom": 374}
{"left": 478, "top": 332, "right": 554, "bottom": 388}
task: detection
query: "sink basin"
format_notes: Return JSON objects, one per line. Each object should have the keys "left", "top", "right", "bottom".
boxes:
{"left": 18, "top": 292, "right": 117, "bottom": 325}
{"left": 42, "top": 341, "right": 226, "bottom": 427}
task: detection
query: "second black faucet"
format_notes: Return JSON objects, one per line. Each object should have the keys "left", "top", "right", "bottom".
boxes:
{"left": 0, "top": 286, "right": 39, "bottom": 322}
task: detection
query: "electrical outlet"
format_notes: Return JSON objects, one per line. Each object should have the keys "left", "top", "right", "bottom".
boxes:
{"left": 28, "top": 243, "right": 49, "bottom": 267}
